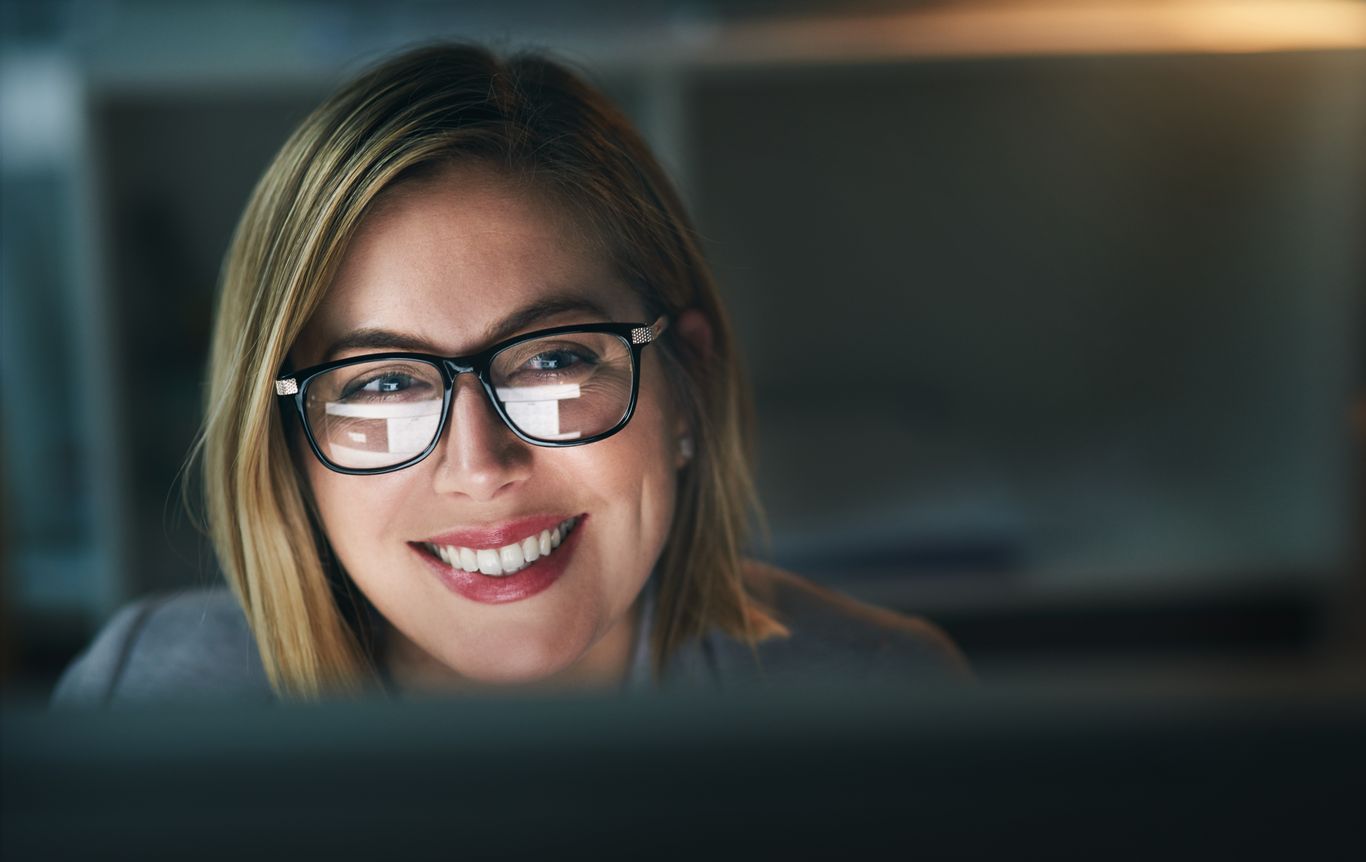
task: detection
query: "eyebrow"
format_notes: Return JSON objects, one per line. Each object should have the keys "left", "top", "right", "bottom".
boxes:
{"left": 321, "top": 294, "right": 615, "bottom": 362}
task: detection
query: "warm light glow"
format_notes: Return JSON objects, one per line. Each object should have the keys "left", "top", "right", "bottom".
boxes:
{"left": 684, "top": 1, "right": 1366, "bottom": 66}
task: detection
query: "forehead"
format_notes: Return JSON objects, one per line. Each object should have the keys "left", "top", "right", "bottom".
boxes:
{"left": 295, "top": 165, "right": 638, "bottom": 362}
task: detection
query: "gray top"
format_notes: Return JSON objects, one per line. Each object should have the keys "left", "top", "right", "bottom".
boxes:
{"left": 51, "top": 567, "right": 968, "bottom": 706}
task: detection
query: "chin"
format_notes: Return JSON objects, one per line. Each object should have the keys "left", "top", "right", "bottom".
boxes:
{"left": 446, "top": 631, "right": 592, "bottom": 688}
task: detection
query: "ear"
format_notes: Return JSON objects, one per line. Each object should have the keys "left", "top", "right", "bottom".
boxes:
{"left": 670, "top": 308, "right": 712, "bottom": 468}
{"left": 673, "top": 307, "right": 714, "bottom": 366}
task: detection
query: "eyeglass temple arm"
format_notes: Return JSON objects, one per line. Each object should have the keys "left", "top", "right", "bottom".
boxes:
{"left": 631, "top": 316, "right": 669, "bottom": 345}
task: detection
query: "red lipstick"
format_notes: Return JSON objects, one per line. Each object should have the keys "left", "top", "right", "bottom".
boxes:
{"left": 412, "top": 514, "right": 585, "bottom": 605}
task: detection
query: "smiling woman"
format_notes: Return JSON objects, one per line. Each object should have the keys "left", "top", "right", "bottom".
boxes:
{"left": 53, "top": 42, "right": 967, "bottom": 703}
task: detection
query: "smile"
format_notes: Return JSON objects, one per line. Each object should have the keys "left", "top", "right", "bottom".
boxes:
{"left": 421, "top": 516, "right": 580, "bottom": 577}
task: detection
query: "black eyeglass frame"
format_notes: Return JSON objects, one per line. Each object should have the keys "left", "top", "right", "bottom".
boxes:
{"left": 274, "top": 317, "right": 668, "bottom": 476}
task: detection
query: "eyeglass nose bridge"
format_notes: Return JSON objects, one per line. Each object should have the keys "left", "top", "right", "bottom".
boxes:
{"left": 435, "top": 352, "right": 485, "bottom": 391}
{"left": 435, "top": 356, "right": 514, "bottom": 436}
{"left": 440, "top": 357, "right": 479, "bottom": 377}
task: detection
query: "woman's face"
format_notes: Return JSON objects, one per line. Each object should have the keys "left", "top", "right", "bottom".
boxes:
{"left": 291, "top": 166, "right": 682, "bottom": 689}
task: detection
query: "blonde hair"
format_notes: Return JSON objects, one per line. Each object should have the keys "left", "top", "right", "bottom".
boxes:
{"left": 200, "top": 43, "right": 783, "bottom": 699}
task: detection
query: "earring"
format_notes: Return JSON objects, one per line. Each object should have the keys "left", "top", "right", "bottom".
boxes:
{"left": 678, "top": 436, "right": 694, "bottom": 461}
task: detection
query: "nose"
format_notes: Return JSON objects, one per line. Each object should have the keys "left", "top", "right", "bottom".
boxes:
{"left": 430, "top": 373, "right": 533, "bottom": 501}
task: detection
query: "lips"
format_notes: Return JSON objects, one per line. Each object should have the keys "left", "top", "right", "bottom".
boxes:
{"left": 412, "top": 514, "right": 585, "bottom": 604}
{"left": 422, "top": 516, "right": 579, "bottom": 576}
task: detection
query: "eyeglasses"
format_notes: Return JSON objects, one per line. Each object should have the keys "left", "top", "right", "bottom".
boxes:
{"left": 275, "top": 317, "right": 668, "bottom": 475}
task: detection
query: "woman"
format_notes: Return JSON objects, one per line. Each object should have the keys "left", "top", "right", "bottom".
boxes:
{"left": 54, "top": 43, "right": 967, "bottom": 703}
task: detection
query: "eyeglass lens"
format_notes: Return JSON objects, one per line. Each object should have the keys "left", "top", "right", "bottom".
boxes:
{"left": 302, "top": 331, "right": 636, "bottom": 469}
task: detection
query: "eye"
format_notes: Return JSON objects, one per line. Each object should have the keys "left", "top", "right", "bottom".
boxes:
{"left": 340, "top": 371, "right": 428, "bottom": 399}
{"left": 355, "top": 373, "right": 412, "bottom": 394}
{"left": 492, "top": 335, "right": 613, "bottom": 387}
{"left": 526, "top": 350, "right": 588, "bottom": 371}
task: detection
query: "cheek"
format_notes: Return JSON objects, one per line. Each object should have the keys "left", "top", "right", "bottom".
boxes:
{"left": 303, "top": 457, "right": 413, "bottom": 565}
{"left": 597, "top": 362, "right": 682, "bottom": 554}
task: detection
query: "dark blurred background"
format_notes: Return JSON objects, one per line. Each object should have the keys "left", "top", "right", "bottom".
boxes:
{"left": 2, "top": 0, "right": 1363, "bottom": 699}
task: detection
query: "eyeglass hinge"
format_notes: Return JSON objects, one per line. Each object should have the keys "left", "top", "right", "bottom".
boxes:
{"left": 632, "top": 318, "right": 667, "bottom": 345}
{"left": 275, "top": 378, "right": 298, "bottom": 396}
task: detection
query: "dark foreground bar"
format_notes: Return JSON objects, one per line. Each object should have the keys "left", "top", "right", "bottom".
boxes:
{"left": 5, "top": 680, "right": 1364, "bottom": 860}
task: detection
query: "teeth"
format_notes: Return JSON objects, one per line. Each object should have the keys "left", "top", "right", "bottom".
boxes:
{"left": 427, "top": 517, "right": 578, "bottom": 578}
{"left": 459, "top": 547, "right": 479, "bottom": 573}
{"left": 476, "top": 549, "right": 502, "bottom": 576}
{"left": 500, "top": 543, "right": 525, "bottom": 572}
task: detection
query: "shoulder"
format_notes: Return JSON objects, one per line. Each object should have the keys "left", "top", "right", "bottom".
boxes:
{"left": 51, "top": 588, "right": 273, "bottom": 707}
{"left": 706, "top": 562, "right": 971, "bottom": 685}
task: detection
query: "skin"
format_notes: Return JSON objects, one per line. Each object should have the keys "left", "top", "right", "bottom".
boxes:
{"left": 291, "top": 165, "right": 692, "bottom": 693}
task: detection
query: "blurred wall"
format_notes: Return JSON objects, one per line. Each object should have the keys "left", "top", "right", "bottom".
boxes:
{"left": 2, "top": 0, "right": 1363, "bottom": 690}
{"left": 697, "top": 52, "right": 1362, "bottom": 593}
